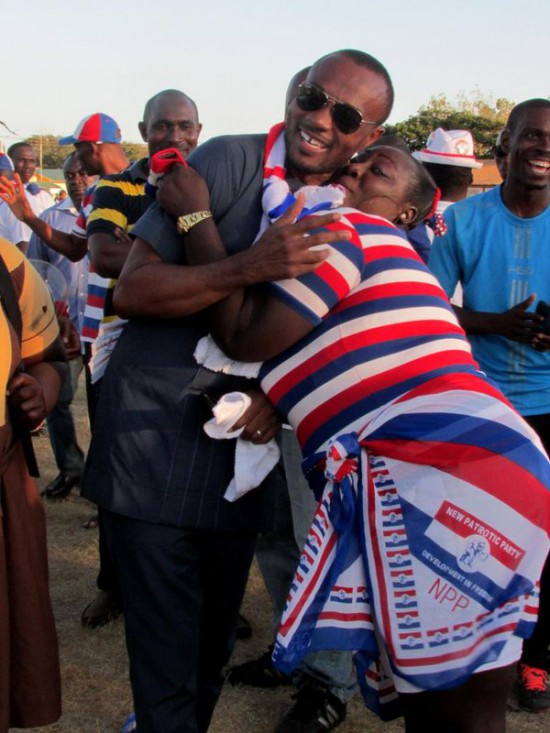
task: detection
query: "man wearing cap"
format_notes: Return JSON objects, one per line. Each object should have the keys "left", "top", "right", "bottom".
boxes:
{"left": 0, "top": 113, "right": 129, "bottom": 411}
{"left": 0, "top": 114, "right": 129, "bottom": 265}
{"left": 0, "top": 143, "right": 53, "bottom": 252}
{"left": 55, "top": 112, "right": 130, "bottom": 408}
{"left": 429, "top": 98, "right": 550, "bottom": 713}
{"left": 61, "top": 112, "right": 126, "bottom": 179}
{"left": 414, "top": 128, "right": 482, "bottom": 305}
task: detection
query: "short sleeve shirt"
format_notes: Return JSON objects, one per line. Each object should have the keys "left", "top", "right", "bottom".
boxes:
{"left": 1, "top": 238, "right": 58, "bottom": 429}
{"left": 429, "top": 187, "right": 550, "bottom": 415}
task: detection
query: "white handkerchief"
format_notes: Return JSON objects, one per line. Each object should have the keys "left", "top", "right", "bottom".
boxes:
{"left": 204, "top": 392, "right": 280, "bottom": 502}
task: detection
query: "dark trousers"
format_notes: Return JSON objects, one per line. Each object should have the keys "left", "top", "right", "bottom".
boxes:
{"left": 102, "top": 510, "right": 257, "bottom": 733}
{"left": 46, "top": 356, "right": 84, "bottom": 476}
{"left": 83, "top": 347, "right": 120, "bottom": 598}
{"left": 522, "top": 412, "right": 550, "bottom": 671}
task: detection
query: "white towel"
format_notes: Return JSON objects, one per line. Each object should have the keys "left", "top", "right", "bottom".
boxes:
{"left": 203, "top": 392, "right": 280, "bottom": 502}
{"left": 194, "top": 335, "right": 261, "bottom": 378}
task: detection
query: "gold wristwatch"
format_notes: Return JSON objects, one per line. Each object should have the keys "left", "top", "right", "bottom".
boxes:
{"left": 176, "top": 210, "right": 212, "bottom": 235}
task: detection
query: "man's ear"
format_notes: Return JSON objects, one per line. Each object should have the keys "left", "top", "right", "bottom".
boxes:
{"left": 138, "top": 121, "right": 147, "bottom": 143}
{"left": 364, "top": 125, "right": 385, "bottom": 147}
{"left": 500, "top": 128, "right": 511, "bottom": 155}
{"left": 399, "top": 204, "right": 418, "bottom": 227}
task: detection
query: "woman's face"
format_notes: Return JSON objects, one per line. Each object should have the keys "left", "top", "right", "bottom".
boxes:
{"left": 336, "top": 146, "right": 415, "bottom": 222}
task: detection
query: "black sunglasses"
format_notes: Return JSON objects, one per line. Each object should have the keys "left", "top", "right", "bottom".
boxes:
{"left": 295, "top": 82, "right": 380, "bottom": 135}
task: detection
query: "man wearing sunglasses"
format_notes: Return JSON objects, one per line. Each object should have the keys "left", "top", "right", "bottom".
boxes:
{"left": 287, "top": 80, "right": 386, "bottom": 174}
{"left": 82, "top": 49, "right": 393, "bottom": 733}
{"left": 225, "top": 59, "right": 391, "bottom": 731}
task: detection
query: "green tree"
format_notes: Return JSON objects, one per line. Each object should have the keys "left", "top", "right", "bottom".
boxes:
{"left": 386, "top": 92, "right": 518, "bottom": 158}
{"left": 25, "top": 134, "right": 66, "bottom": 168}
{"left": 23, "top": 135, "right": 148, "bottom": 169}
{"left": 122, "top": 142, "right": 148, "bottom": 161}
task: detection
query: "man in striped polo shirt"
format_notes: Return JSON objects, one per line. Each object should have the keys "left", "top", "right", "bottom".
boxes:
{"left": 0, "top": 112, "right": 130, "bottom": 386}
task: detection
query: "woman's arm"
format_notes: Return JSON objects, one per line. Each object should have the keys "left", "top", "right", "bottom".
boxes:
{"left": 9, "top": 336, "right": 66, "bottom": 429}
{"left": 181, "top": 195, "right": 353, "bottom": 362}
{"left": 114, "top": 167, "right": 344, "bottom": 326}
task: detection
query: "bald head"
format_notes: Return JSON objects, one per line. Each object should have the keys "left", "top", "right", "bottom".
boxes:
{"left": 313, "top": 49, "right": 394, "bottom": 123}
{"left": 506, "top": 98, "right": 550, "bottom": 134}
{"left": 143, "top": 89, "right": 198, "bottom": 124}
{"left": 139, "top": 89, "right": 202, "bottom": 159}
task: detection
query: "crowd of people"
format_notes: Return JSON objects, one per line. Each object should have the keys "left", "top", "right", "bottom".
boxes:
{"left": 1, "top": 47, "right": 550, "bottom": 733}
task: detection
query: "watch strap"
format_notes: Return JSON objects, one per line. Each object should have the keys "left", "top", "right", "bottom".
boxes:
{"left": 176, "top": 210, "right": 212, "bottom": 235}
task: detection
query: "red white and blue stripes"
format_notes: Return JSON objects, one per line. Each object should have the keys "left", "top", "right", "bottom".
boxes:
{"left": 260, "top": 206, "right": 550, "bottom": 717}
{"left": 273, "top": 412, "right": 550, "bottom": 718}
{"left": 259, "top": 209, "right": 472, "bottom": 458}
{"left": 73, "top": 184, "right": 110, "bottom": 344}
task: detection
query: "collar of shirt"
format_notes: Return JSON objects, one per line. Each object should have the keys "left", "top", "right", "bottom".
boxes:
{"left": 127, "top": 157, "right": 149, "bottom": 183}
{"left": 56, "top": 196, "right": 78, "bottom": 215}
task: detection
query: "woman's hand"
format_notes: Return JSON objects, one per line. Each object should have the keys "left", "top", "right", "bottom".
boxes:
{"left": 7, "top": 372, "right": 48, "bottom": 429}
{"left": 233, "top": 389, "right": 282, "bottom": 444}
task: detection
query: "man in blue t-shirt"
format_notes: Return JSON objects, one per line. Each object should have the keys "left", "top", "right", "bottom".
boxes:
{"left": 429, "top": 98, "right": 550, "bottom": 713}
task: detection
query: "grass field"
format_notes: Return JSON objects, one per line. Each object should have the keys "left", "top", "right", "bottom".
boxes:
{"left": 19, "top": 381, "right": 549, "bottom": 733}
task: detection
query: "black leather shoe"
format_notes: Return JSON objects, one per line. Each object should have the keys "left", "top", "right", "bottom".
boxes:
{"left": 81, "top": 590, "right": 123, "bottom": 628}
{"left": 41, "top": 472, "right": 81, "bottom": 500}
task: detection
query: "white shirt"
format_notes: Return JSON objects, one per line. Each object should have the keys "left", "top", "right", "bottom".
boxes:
{"left": 0, "top": 184, "right": 54, "bottom": 245}
{"left": 26, "top": 197, "right": 89, "bottom": 335}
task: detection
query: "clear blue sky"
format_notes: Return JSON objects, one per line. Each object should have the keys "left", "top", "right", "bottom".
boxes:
{"left": 2, "top": 0, "right": 549, "bottom": 148}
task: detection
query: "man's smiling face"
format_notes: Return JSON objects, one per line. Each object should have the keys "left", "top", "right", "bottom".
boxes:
{"left": 506, "top": 106, "right": 550, "bottom": 190}
{"left": 284, "top": 54, "right": 389, "bottom": 185}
